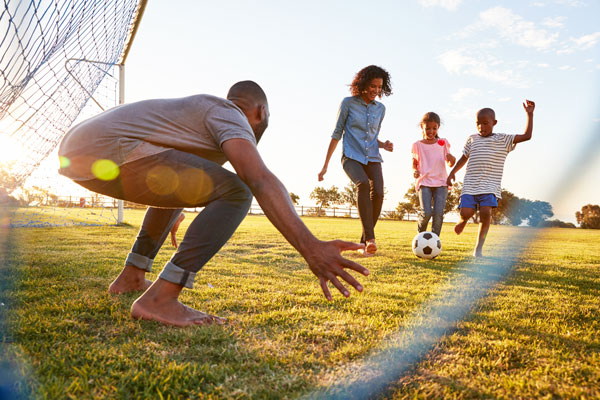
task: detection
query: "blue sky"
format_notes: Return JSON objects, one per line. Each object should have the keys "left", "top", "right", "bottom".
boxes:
{"left": 123, "top": 0, "right": 600, "bottom": 223}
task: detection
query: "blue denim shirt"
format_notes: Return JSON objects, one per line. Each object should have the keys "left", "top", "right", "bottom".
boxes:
{"left": 331, "top": 96, "right": 386, "bottom": 165}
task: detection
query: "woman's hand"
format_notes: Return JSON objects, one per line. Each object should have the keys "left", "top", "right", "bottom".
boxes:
{"left": 318, "top": 166, "right": 327, "bottom": 181}
{"left": 381, "top": 140, "right": 394, "bottom": 152}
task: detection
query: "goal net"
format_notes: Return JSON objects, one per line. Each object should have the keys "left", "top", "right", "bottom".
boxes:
{"left": 0, "top": 0, "right": 147, "bottom": 227}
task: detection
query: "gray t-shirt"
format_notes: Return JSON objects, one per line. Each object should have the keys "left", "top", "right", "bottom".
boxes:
{"left": 58, "top": 95, "right": 256, "bottom": 180}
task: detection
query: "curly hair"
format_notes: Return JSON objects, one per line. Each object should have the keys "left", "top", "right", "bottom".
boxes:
{"left": 350, "top": 65, "right": 392, "bottom": 98}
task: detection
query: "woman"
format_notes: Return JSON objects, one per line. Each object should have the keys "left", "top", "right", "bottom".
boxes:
{"left": 318, "top": 65, "right": 393, "bottom": 256}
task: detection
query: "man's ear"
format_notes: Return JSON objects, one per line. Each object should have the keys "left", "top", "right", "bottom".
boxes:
{"left": 257, "top": 104, "right": 266, "bottom": 121}
{"left": 493, "top": 120, "right": 498, "bottom": 126}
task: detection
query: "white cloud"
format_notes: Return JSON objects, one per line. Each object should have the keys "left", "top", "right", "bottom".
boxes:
{"left": 558, "top": 65, "right": 575, "bottom": 70}
{"left": 555, "top": 0, "right": 584, "bottom": 6}
{"left": 438, "top": 49, "right": 531, "bottom": 88}
{"left": 477, "top": 7, "right": 559, "bottom": 50}
{"left": 557, "top": 32, "right": 600, "bottom": 54}
{"left": 418, "top": 0, "right": 463, "bottom": 11}
{"left": 452, "top": 88, "right": 479, "bottom": 102}
{"left": 537, "top": 63, "right": 550, "bottom": 67}
{"left": 541, "top": 16, "right": 566, "bottom": 28}
{"left": 498, "top": 97, "right": 512, "bottom": 102}
{"left": 531, "top": 0, "right": 584, "bottom": 6}
{"left": 571, "top": 32, "right": 600, "bottom": 49}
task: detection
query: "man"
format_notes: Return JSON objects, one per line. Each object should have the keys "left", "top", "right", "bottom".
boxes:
{"left": 58, "top": 81, "right": 369, "bottom": 327}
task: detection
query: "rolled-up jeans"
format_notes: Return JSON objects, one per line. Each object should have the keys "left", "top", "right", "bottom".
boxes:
{"left": 71, "top": 149, "right": 253, "bottom": 289}
{"left": 341, "top": 156, "right": 384, "bottom": 243}
{"left": 417, "top": 186, "right": 448, "bottom": 237}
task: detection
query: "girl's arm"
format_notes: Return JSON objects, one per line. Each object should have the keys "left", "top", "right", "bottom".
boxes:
{"left": 318, "top": 138, "right": 339, "bottom": 181}
{"left": 446, "top": 153, "right": 456, "bottom": 167}
{"left": 412, "top": 158, "right": 420, "bottom": 178}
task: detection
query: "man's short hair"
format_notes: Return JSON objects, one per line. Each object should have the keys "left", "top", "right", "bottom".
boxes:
{"left": 227, "top": 81, "right": 267, "bottom": 104}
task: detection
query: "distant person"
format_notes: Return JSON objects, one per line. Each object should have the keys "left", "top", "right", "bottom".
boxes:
{"left": 411, "top": 112, "right": 456, "bottom": 237}
{"left": 317, "top": 65, "right": 394, "bottom": 256}
{"left": 447, "top": 100, "right": 535, "bottom": 257}
{"left": 58, "top": 81, "right": 369, "bottom": 327}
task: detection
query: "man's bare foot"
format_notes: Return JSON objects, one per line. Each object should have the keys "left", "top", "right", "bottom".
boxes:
{"left": 131, "top": 293, "right": 225, "bottom": 327}
{"left": 473, "top": 249, "right": 483, "bottom": 257}
{"left": 108, "top": 265, "right": 153, "bottom": 294}
{"left": 454, "top": 221, "right": 467, "bottom": 235}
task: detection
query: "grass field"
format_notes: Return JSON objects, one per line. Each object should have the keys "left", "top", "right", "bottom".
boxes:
{"left": 1, "top": 211, "right": 599, "bottom": 399}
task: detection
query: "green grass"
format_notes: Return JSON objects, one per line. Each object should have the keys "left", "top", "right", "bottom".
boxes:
{"left": 1, "top": 212, "right": 599, "bottom": 399}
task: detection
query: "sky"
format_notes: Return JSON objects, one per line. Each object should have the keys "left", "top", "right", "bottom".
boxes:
{"left": 98, "top": 0, "right": 600, "bottom": 223}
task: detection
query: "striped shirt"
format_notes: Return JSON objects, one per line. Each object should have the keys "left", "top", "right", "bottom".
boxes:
{"left": 461, "top": 133, "right": 516, "bottom": 198}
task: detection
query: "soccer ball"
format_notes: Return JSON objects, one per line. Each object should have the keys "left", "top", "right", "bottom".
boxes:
{"left": 412, "top": 231, "right": 442, "bottom": 259}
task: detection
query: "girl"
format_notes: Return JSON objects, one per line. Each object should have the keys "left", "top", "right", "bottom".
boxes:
{"left": 318, "top": 65, "right": 394, "bottom": 256}
{"left": 411, "top": 112, "right": 456, "bottom": 237}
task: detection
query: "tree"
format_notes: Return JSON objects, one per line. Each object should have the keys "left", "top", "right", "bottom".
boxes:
{"left": 494, "top": 189, "right": 521, "bottom": 225}
{"left": 540, "top": 219, "right": 576, "bottom": 228}
{"left": 0, "top": 162, "right": 19, "bottom": 192}
{"left": 310, "top": 186, "right": 343, "bottom": 209}
{"left": 445, "top": 182, "right": 462, "bottom": 214}
{"left": 403, "top": 184, "right": 419, "bottom": 209}
{"left": 341, "top": 181, "right": 358, "bottom": 209}
{"left": 576, "top": 204, "right": 600, "bottom": 229}
{"left": 289, "top": 192, "right": 300, "bottom": 205}
{"left": 521, "top": 200, "right": 553, "bottom": 227}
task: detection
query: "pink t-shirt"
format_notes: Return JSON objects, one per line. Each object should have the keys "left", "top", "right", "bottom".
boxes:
{"left": 411, "top": 139, "right": 451, "bottom": 191}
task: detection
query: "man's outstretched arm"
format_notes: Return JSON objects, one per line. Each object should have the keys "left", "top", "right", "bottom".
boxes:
{"left": 222, "top": 138, "right": 369, "bottom": 300}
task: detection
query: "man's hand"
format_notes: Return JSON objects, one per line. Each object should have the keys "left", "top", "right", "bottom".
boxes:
{"left": 523, "top": 99, "right": 535, "bottom": 115}
{"left": 413, "top": 170, "right": 420, "bottom": 179}
{"left": 304, "top": 240, "right": 370, "bottom": 300}
{"left": 318, "top": 167, "right": 327, "bottom": 181}
{"left": 381, "top": 140, "right": 394, "bottom": 152}
{"left": 170, "top": 212, "right": 185, "bottom": 248}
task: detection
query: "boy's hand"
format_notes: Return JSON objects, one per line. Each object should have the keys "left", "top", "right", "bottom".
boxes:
{"left": 523, "top": 99, "right": 535, "bottom": 115}
{"left": 446, "top": 172, "right": 455, "bottom": 187}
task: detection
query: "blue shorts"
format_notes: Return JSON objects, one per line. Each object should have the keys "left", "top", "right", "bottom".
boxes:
{"left": 459, "top": 193, "right": 498, "bottom": 209}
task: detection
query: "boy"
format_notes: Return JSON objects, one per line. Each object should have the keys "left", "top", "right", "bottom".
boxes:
{"left": 447, "top": 100, "right": 535, "bottom": 257}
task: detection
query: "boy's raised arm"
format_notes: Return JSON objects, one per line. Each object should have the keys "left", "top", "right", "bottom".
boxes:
{"left": 514, "top": 99, "right": 535, "bottom": 144}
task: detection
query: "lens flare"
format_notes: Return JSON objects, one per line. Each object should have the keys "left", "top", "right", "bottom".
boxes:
{"left": 145, "top": 166, "right": 180, "bottom": 195}
{"left": 91, "top": 159, "right": 119, "bottom": 181}
{"left": 176, "top": 168, "right": 213, "bottom": 205}
{"left": 58, "top": 156, "right": 70, "bottom": 168}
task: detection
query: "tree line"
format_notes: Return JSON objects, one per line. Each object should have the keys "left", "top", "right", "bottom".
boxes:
{"left": 1, "top": 162, "right": 598, "bottom": 228}
{"left": 297, "top": 180, "right": 599, "bottom": 229}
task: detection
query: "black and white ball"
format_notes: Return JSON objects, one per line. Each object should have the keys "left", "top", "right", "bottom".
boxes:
{"left": 412, "top": 231, "right": 442, "bottom": 259}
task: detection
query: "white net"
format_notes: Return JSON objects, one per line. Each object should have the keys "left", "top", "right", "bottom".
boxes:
{"left": 0, "top": 0, "right": 146, "bottom": 227}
